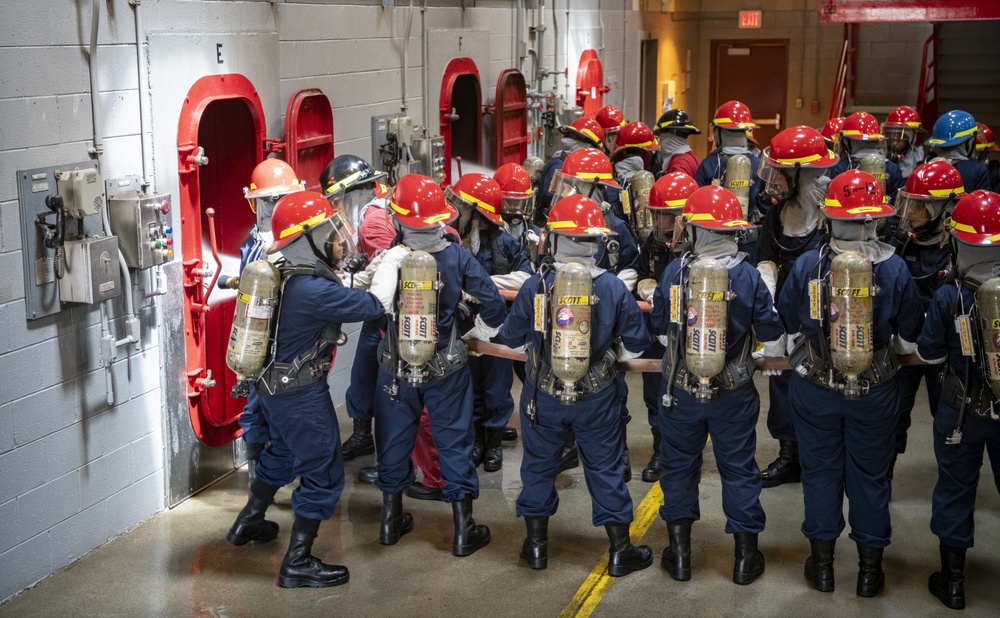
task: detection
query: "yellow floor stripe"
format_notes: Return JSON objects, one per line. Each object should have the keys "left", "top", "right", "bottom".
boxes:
{"left": 559, "top": 482, "right": 664, "bottom": 618}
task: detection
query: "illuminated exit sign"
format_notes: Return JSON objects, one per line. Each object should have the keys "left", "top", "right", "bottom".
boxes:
{"left": 739, "top": 10, "right": 762, "bottom": 28}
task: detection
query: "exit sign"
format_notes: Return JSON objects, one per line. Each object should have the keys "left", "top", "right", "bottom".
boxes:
{"left": 739, "top": 10, "right": 762, "bottom": 28}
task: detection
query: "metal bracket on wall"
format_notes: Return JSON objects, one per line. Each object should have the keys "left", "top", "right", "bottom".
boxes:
{"left": 17, "top": 161, "right": 104, "bottom": 321}
{"left": 371, "top": 112, "right": 407, "bottom": 175}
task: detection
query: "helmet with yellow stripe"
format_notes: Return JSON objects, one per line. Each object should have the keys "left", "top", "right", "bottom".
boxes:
{"left": 445, "top": 173, "right": 504, "bottom": 231}
{"left": 610, "top": 122, "right": 657, "bottom": 166}
{"left": 388, "top": 174, "right": 458, "bottom": 230}
{"left": 549, "top": 148, "right": 621, "bottom": 202}
{"left": 546, "top": 195, "right": 613, "bottom": 238}
{"left": 558, "top": 117, "right": 606, "bottom": 151}
{"left": 712, "top": 101, "right": 759, "bottom": 131}
{"left": 895, "top": 160, "right": 964, "bottom": 245}
{"left": 948, "top": 190, "right": 1000, "bottom": 246}
{"left": 823, "top": 170, "right": 893, "bottom": 220}
{"left": 928, "top": 110, "right": 978, "bottom": 149}
{"left": 494, "top": 163, "right": 535, "bottom": 223}
{"left": 975, "top": 123, "right": 999, "bottom": 159}
{"left": 269, "top": 190, "right": 360, "bottom": 270}
{"left": 649, "top": 172, "right": 698, "bottom": 244}
{"left": 682, "top": 185, "right": 753, "bottom": 232}
{"left": 759, "top": 126, "right": 838, "bottom": 202}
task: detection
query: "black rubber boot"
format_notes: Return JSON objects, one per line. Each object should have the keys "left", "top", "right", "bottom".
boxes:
{"left": 226, "top": 481, "right": 279, "bottom": 546}
{"left": 357, "top": 466, "right": 378, "bottom": 485}
{"left": 483, "top": 428, "right": 504, "bottom": 472}
{"left": 405, "top": 482, "right": 444, "bottom": 501}
{"left": 471, "top": 422, "right": 486, "bottom": 468}
{"left": 804, "top": 538, "right": 836, "bottom": 592}
{"left": 761, "top": 440, "right": 801, "bottom": 488}
{"left": 733, "top": 532, "right": 765, "bottom": 585}
{"left": 341, "top": 418, "right": 375, "bottom": 461}
{"left": 278, "top": 516, "right": 349, "bottom": 588}
{"left": 502, "top": 426, "right": 518, "bottom": 441}
{"left": 379, "top": 492, "right": 414, "bottom": 545}
{"left": 607, "top": 522, "right": 653, "bottom": 577}
{"left": 560, "top": 429, "right": 580, "bottom": 471}
{"left": 245, "top": 441, "right": 265, "bottom": 488}
{"left": 641, "top": 427, "right": 662, "bottom": 483}
{"left": 661, "top": 519, "right": 692, "bottom": 581}
{"left": 856, "top": 543, "right": 885, "bottom": 597}
{"left": 928, "top": 543, "right": 966, "bottom": 610}
{"left": 452, "top": 498, "right": 491, "bottom": 557}
{"left": 520, "top": 516, "right": 549, "bottom": 570}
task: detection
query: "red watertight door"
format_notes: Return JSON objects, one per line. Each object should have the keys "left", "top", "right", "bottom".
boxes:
{"left": 285, "top": 88, "right": 334, "bottom": 193}
{"left": 177, "top": 74, "right": 265, "bottom": 447}
{"left": 494, "top": 69, "right": 529, "bottom": 168}
{"left": 440, "top": 57, "right": 482, "bottom": 186}
{"left": 576, "top": 49, "right": 610, "bottom": 118}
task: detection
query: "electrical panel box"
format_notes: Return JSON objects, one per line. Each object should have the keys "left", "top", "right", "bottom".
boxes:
{"left": 109, "top": 192, "right": 175, "bottom": 269}
{"left": 59, "top": 236, "right": 122, "bottom": 304}
{"left": 389, "top": 116, "right": 414, "bottom": 148}
{"left": 55, "top": 168, "right": 105, "bottom": 218}
{"left": 371, "top": 113, "right": 407, "bottom": 172}
{"left": 412, "top": 136, "right": 447, "bottom": 185}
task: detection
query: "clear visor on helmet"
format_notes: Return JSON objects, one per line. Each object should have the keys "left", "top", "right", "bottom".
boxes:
{"left": 548, "top": 170, "right": 610, "bottom": 202}
{"left": 604, "top": 128, "right": 620, "bottom": 152}
{"left": 444, "top": 186, "right": 479, "bottom": 232}
{"left": 895, "top": 193, "right": 949, "bottom": 237}
{"left": 500, "top": 194, "right": 535, "bottom": 222}
{"left": 883, "top": 126, "right": 913, "bottom": 155}
{"left": 309, "top": 212, "right": 365, "bottom": 273}
{"left": 650, "top": 208, "right": 683, "bottom": 245}
{"left": 757, "top": 160, "right": 795, "bottom": 201}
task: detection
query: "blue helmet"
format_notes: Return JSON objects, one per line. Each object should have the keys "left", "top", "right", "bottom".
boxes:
{"left": 927, "top": 110, "right": 978, "bottom": 148}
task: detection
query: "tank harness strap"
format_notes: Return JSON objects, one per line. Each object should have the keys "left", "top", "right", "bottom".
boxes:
{"left": 490, "top": 230, "right": 511, "bottom": 276}
{"left": 524, "top": 342, "right": 618, "bottom": 404}
{"left": 788, "top": 337, "right": 899, "bottom": 394}
{"left": 665, "top": 334, "right": 756, "bottom": 397}
{"left": 376, "top": 336, "right": 469, "bottom": 385}
{"left": 255, "top": 263, "right": 344, "bottom": 396}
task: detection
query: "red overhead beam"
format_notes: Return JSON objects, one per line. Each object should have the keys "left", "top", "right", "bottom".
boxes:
{"left": 820, "top": 0, "right": 1000, "bottom": 23}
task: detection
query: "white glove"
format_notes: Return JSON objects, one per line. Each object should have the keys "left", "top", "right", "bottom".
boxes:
{"left": 760, "top": 338, "right": 786, "bottom": 376}
{"left": 636, "top": 278, "right": 657, "bottom": 303}
{"left": 892, "top": 335, "right": 918, "bottom": 355}
{"left": 370, "top": 245, "right": 411, "bottom": 312}
{"left": 786, "top": 332, "right": 801, "bottom": 356}
{"left": 491, "top": 271, "right": 530, "bottom": 291}
{"left": 757, "top": 260, "right": 778, "bottom": 302}
{"left": 525, "top": 229, "right": 539, "bottom": 247}
{"left": 617, "top": 268, "right": 639, "bottom": 293}
{"left": 657, "top": 334, "right": 671, "bottom": 347}
{"left": 462, "top": 314, "right": 501, "bottom": 342}
{"left": 614, "top": 340, "right": 643, "bottom": 362}
{"left": 461, "top": 290, "right": 480, "bottom": 304}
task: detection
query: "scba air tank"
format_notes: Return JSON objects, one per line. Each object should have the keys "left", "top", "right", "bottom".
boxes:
{"left": 398, "top": 250, "right": 439, "bottom": 366}
{"left": 859, "top": 154, "right": 888, "bottom": 196}
{"left": 724, "top": 154, "right": 752, "bottom": 218}
{"left": 550, "top": 262, "right": 593, "bottom": 388}
{"left": 829, "top": 251, "right": 874, "bottom": 398}
{"left": 226, "top": 259, "right": 281, "bottom": 388}
{"left": 976, "top": 277, "right": 1000, "bottom": 400}
{"left": 685, "top": 258, "right": 729, "bottom": 401}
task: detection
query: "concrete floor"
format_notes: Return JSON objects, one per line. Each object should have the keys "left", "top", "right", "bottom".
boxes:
{"left": 2, "top": 374, "right": 999, "bottom": 617}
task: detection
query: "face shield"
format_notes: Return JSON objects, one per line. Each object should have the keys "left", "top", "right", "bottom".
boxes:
{"left": 895, "top": 193, "right": 950, "bottom": 244}
{"left": 443, "top": 186, "right": 479, "bottom": 236}
{"left": 306, "top": 211, "right": 365, "bottom": 273}
{"left": 500, "top": 193, "right": 535, "bottom": 223}
{"left": 548, "top": 170, "right": 610, "bottom": 203}
{"left": 650, "top": 208, "right": 683, "bottom": 246}
{"left": 883, "top": 126, "right": 913, "bottom": 156}
{"left": 603, "top": 128, "right": 620, "bottom": 152}
{"left": 758, "top": 159, "right": 797, "bottom": 202}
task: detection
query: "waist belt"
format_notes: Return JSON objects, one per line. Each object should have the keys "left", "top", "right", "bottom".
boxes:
{"left": 376, "top": 337, "right": 469, "bottom": 386}
{"left": 941, "top": 373, "right": 1000, "bottom": 421}
{"left": 788, "top": 338, "right": 899, "bottom": 397}
{"left": 256, "top": 353, "right": 332, "bottom": 396}
{"left": 525, "top": 345, "right": 617, "bottom": 404}
{"left": 663, "top": 353, "right": 755, "bottom": 400}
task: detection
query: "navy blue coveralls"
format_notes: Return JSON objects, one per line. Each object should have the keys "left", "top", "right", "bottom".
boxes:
{"left": 918, "top": 282, "right": 1000, "bottom": 549}
{"left": 893, "top": 238, "right": 950, "bottom": 455}
{"left": 374, "top": 243, "right": 506, "bottom": 501}
{"left": 535, "top": 154, "right": 568, "bottom": 226}
{"left": 651, "top": 259, "right": 783, "bottom": 532}
{"left": 637, "top": 235, "right": 675, "bottom": 427}
{"left": 497, "top": 268, "right": 650, "bottom": 525}
{"left": 756, "top": 202, "right": 823, "bottom": 444}
{"left": 831, "top": 157, "right": 905, "bottom": 205}
{"left": 778, "top": 249, "right": 921, "bottom": 547}
{"left": 254, "top": 271, "right": 385, "bottom": 520}
{"left": 467, "top": 229, "right": 533, "bottom": 430}
{"left": 950, "top": 158, "right": 992, "bottom": 193}
{"left": 238, "top": 228, "right": 269, "bottom": 446}
{"left": 693, "top": 150, "right": 764, "bottom": 261}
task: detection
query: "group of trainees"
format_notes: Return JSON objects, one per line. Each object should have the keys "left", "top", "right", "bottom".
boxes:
{"left": 221, "top": 105, "right": 998, "bottom": 612}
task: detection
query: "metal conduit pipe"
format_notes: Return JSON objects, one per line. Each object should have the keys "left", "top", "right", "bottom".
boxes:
{"left": 401, "top": 0, "right": 415, "bottom": 113}
{"left": 130, "top": 0, "right": 151, "bottom": 188}
{"left": 88, "top": 0, "right": 104, "bottom": 160}
{"left": 621, "top": 1, "right": 628, "bottom": 114}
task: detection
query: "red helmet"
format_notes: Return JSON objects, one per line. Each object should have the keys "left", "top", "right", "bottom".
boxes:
{"left": 712, "top": 100, "right": 759, "bottom": 130}
{"left": 902, "top": 160, "right": 966, "bottom": 200}
{"left": 610, "top": 122, "right": 656, "bottom": 166}
{"left": 762, "top": 126, "right": 839, "bottom": 169}
{"left": 269, "top": 191, "right": 336, "bottom": 253}
{"left": 245, "top": 159, "right": 303, "bottom": 198}
{"left": 820, "top": 117, "right": 845, "bottom": 143}
{"left": 559, "top": 117, "right": 605, "bottom": 150}
{"left": 388, "top": 174, "right": 458, "bottom": 229}
{"left": 649, "top": 173, "right": 699, "bottom": 213}
{"left": 896, "top": 160, "right": 965, "bottom": 241}
{"left": 823, "top": 170, "right": 893, "bottom": 220}
{"left": 948, "top": 191, "right": 1000, "bottom": 245}
{"left": 595, "top": 105, "right": 626, "bottom": 131}
{"left": 444, "top": 173, "right": 504, "bottom": 226}
{"left": 547, "top": 195, "right": 613, "bottom": 237}
{"left": 682, "top": 186, "right": 753, "bottom": 231}
{"left": 494, "top": 163, "right": 535, "bottom": 220}
{"left": 883, "top": 106, "right": 924, "bottom": 130}
{"left": 976, "top": 123, "right": 999, "bottom": 152}
{"left": 550, "top": 148, "right": 620, "bottom": 200}
{"left": 840, "top": 111, "right": 884, "bottom": 141}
